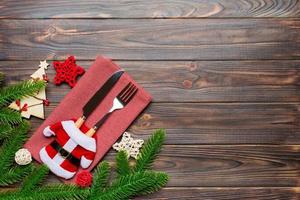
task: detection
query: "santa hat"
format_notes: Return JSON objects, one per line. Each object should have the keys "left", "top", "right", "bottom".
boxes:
{"left": 39, "top": 120, "right": 96, "bottom": 179}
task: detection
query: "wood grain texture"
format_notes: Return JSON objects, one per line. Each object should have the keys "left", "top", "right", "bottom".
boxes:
{"left": 1, "top": 19, "right": 300, "bottom": 61}
{"left": 43, "top": 145, "right": 297, "bottom": 187}
{"left": 1, "top": 0, "right": 300, "bottom": 198}
{"left": 27, "top": 102, "right": 300, "bottom": 144}
{"left": 1, "top": 60, "right": 299, "bottom": 103}
{"left": 3, "top": 186, "right": 299, "bottom": 199}
{"left": 135, "top": 187, "right": 300, "bottom": 200}
{"left": 134, "top": 145, "right": 300, "bottom": 187}
{"left": 1, "top": 0, "right": 300, "bottom": 19}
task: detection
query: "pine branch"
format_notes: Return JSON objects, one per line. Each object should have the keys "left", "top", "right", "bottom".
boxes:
{"left": 0, "top": 108, "right": 22, "bottom": 125}
{"left": 0, "top": 127, "right": 169, "bottom": 200}
{"left": 0, "top": 165, "right": 33, "bottom": 186}
{"left": 0, "top": 190, "right": 13, "bottom": 199}
{"left": 21, "top": 165, "right": 49, "bottom": 192}
{"left": 113, "top": 171, "right": 168, "bottom": 195}
{"left": 30, "top": 184, "right": 90, "bottom": 200}
{"left": 116, "top": 151, "right": 130, "bottom": 177}
{"left": 33, "top": 184, "right": 89, "bottom": 200}
{"left": 134, "top": 129, "right": 166, "bottom": 172}
{"left": 0, "top": 184, "right": 89, "bottom": 200}
{"left": 90, "top": 161, "right": 110, "bottom": 198}
{"left": 0, "top": 124, "right": 13, "bottom": 140}
{"left": 0, "top": 79, "right": 45, "bottom": 106}
{"left": 96, "top": 171, "right": 161, "bottom": 200}
{"left": 139, "top": 171, "right": 169, "bottom": 195}
{"left": 0, "top": 121, "right": 30, "bottom": 173}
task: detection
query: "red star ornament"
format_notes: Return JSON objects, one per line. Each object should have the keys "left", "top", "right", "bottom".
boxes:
{"left": 53, "top": 56, "right": 85, "bottom": 88}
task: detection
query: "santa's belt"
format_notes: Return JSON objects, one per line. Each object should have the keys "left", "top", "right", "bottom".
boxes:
{"left": 50, "top": 141, "right": 80, "bottom": 166}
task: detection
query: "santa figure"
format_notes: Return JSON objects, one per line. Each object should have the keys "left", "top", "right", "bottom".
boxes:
{"left": 39, "top": 119, "right": 96, "bottom": 179}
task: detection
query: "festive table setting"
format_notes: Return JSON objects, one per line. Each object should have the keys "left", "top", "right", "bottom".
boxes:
{"left": 1, "top": 1, "right": 300, "bottom": 200}
{"left": 0, "top": 55, "right": 168, "bottom": 199}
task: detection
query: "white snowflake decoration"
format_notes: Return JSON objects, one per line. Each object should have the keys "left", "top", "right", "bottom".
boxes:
{"left": 15, "top": 148, "right": 32, "bottom": 165}
{"left": 113, "top": 132, "right": 144, "bottom": 159}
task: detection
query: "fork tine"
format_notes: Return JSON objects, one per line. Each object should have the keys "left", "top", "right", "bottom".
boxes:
{"left": 119, "top": 84, "right": 134, "bottom": 100}
{"left": 120, "top": 84, "right": 136, "bottom": 102}
{"left": 117, "top": 82, "right": 132, "bottom": 99}
{"left": 123, "top": 87, "right": 138, "bottom": 104}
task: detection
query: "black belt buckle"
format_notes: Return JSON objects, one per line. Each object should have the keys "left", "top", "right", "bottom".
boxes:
{"left": 50, "top": 140, "right": 80, "bottom": 166}
{"left": 51, "top": 141, "right": 70, "bottom": 159}
{"left": 59, "top": 149, "right": 70, "bottom": 159}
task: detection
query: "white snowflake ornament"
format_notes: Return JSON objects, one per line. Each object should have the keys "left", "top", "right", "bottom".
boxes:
{"left": 15, "top": 148, "right": 32, "bottom": 165}
{"left": 113, "top": 132, "right": 144, "bottom": 159}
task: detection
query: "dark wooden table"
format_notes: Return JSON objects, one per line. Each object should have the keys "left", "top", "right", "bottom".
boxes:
{"left": 1, "top": 1, "right": 300, "bottom": 199}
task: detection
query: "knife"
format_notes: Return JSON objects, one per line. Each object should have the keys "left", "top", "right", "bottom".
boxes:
{"left": 75, "top": 70, "right": 124, "bottom": 128}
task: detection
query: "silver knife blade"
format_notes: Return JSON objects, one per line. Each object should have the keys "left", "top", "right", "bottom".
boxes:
{"left": 82, "top": 70, "right": 124, "bottom": 118}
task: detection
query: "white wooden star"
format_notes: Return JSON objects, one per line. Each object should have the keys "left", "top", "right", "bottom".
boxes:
{"left": 113, "top": 132, "right": 144, "bottom": 159}
{"left": 39, "top": 60, "right": 49, "bottom": 69}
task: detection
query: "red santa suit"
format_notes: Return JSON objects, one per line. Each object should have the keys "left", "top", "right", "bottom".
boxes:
{"left": 39, "top": 120, "right": 96, "bottom": 179}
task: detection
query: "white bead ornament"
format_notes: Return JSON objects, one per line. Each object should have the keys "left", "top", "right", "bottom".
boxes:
{"left": 113, "top": 132, "right": 144, "bottom": 159}
{"left": 15, "top": 148, "right": 32, "bottom": 165}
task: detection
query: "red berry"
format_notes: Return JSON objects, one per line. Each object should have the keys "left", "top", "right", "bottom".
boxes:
{"left": 43, "top": 99, "right": 50, "bottom": 106}
{"left": 21, "top": 104, "right": 28, "bottom": 112}
{"left": 75, "top": 171, "right": 93, "bottom": 188}
{"left": 42, "top": 74, "right": 49, "bottom": 82}
{"left": 16, "top": 99, "right": 21, "bottom": 107}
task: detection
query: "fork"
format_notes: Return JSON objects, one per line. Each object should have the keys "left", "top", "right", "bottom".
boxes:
{"left": 86, "top": 82, "right": 138, "bottom": 137}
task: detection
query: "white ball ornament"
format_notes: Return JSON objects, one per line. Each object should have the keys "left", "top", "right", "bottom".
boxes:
{"left": 15, "top": 148, "right": 32, "bottom": 165}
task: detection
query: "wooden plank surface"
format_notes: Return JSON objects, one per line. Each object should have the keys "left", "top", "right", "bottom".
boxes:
{"left": 1, "top": 19, "right": 300, "bottom": 61}
{"left": 2, "top": 186, "right": 299, "bottom": 199}
{"left": 140, "top": 144, "right": 300, "bottom": 187}
{"left": 1, "top": 0, "right": 300, "bottom": 19}
{"left": 1, "top": 0, "right": 300, "bottom": 199}
{"left": 1, "top": 60, "right": 300, "bottom": 103}
{"left": 135, "top": 187, "right": 300, "bottom": 200}
{"left": 28, "top": 102, "right": 300, "bottom": 145}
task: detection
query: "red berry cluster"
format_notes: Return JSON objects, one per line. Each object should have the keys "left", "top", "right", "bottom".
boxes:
{"left": 15, "top": 99, "right": 28, "bottom": 112}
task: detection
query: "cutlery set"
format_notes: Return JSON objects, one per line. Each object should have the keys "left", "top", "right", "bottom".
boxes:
{"left": 76, "top": 70, "right": 138, "bottom": 137}
{"left": 86, "top": 82, "right": 138, "bottom": 137}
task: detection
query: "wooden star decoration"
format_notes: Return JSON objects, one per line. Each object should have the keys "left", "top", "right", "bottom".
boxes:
{"left": 53, "top": 56, "right": 85, "bottom": 88}
{"left": 39, "top": 60, "right": 49, "bottom": 69}
{"left": 113, "top": 132, "right": 144, "bottom": 159}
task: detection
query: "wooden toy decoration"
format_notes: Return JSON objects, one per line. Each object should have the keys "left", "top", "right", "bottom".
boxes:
{"left": 9, "top": 60, "right": 49, "bottom": 119}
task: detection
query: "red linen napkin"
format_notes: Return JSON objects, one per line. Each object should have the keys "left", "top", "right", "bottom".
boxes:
{"left": 25, "top": 56, "right": 152, "bottom": 182}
